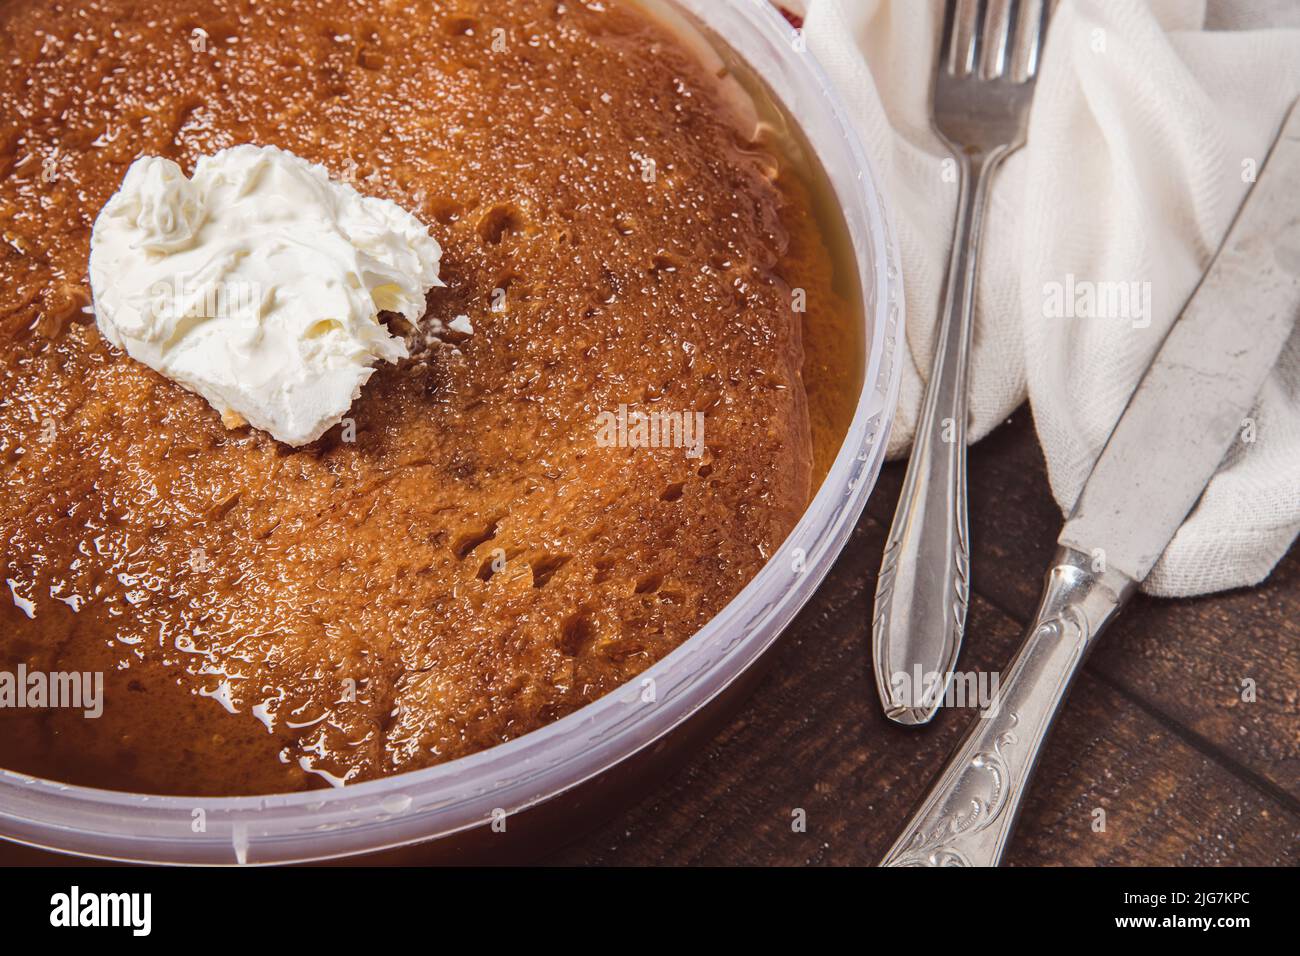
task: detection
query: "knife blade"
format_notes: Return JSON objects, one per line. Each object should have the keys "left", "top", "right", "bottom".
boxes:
{"left": 880, "top": 96, "right": 1300, "bottom": 867}
{"left": 1059, "top": 102, "right": 1300, "bottom": 579}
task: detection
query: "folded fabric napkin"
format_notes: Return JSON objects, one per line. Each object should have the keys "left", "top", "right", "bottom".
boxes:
{"left": 788, "top": 0, "right": 1300, "bottom": 596}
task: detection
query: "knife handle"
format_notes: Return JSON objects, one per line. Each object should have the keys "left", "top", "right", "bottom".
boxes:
{"left": 879, "top": 547, "right": 1136, "bottom": 867}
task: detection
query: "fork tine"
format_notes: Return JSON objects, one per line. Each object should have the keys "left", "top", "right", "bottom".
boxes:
{"left": 1009, "top": 0, "right": 1050, "bottom": 82}
{"left": 979, "top": 0, "right": 1013, "bottom": 79}
{"left": 947, "top": 0, "right": 984, "bottom": 76}
{"left": 939, "top": 0, "right": 957, "bottom": 74}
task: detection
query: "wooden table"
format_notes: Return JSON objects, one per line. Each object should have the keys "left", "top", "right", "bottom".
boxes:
{"left": 546, "top": 406, "right": 1300, "bottom": 866}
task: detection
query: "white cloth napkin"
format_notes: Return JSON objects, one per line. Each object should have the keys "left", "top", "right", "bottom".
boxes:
{"left": 791, "top": 0, "right": 1300, "bottom": 597}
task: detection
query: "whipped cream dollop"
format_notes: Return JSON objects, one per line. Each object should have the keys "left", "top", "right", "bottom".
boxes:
{"left": 89, "top": 144, "right": 448, "bottom": 445}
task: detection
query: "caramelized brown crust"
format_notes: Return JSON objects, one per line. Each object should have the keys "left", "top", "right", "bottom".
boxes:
{"left": 0, "top": 0, "right": 823, "bottom": 793}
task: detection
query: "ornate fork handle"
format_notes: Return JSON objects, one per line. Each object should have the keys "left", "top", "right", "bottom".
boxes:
{"left": 880, "top": 547, "right": 1136, "bottom": 867}
{"left": 873, "top": 146, "right": 1011, "bottom": 725}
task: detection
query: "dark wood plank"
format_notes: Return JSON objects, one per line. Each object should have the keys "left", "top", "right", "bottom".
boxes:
{"left": 871, "top": 406, "right": 1300, "bottom": 799}
{"left": 1091, "top": 572, "right": 1300, "bottom": 805}
{"left": 1006, "top": 676, "right": 1298, "bottom": 866}
{"left": 548, "top": 497, "right": 1300, "bottom": 865}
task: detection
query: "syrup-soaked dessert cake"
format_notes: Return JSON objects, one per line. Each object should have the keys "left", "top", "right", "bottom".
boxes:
{"left": 0, "top": 0, "right": 853, "bottom": 794}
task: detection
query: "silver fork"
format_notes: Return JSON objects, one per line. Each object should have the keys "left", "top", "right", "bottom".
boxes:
{"left": 873, "top": 0, "right": 1051, "bottom": 725}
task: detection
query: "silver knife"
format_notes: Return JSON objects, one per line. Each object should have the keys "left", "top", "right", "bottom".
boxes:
{"left": 879, "top": 96, "right": 1300, "bottom": 867}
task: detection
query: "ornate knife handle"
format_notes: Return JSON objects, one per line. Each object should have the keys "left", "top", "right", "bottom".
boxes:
{"left": 880, "top": 547, "right": 1136, "bottom": 867}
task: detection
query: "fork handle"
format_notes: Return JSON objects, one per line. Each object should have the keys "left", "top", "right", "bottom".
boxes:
{"left": 872, "top": 146, "right": 1011, "bottom": 725}
{"left": 880, "top": 547, "right": 1136, "bottom": 867}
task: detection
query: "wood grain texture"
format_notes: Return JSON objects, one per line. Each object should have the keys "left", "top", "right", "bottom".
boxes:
{"left": 548, "top": 407, "right": 1300, "bottom": 865}
{"left": 870, "top": 406, "right": 1300, "bottom": 799}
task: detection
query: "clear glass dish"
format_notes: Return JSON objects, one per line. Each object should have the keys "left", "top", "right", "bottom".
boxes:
{"left": 0, "top": 0, "right": 903, "bottom": 864}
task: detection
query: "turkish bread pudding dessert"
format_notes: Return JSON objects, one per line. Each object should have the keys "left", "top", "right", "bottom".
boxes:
{"left": 0, "top": 0, "right": 857, "bottom": 794}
